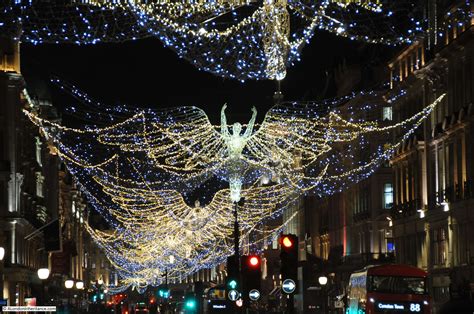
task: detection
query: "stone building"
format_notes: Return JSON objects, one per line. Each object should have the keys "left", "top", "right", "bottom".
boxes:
{"left": 305, "top": 2, "right": 473, "bottom": 313}
{"left": 388, "top": 3, "right": 474, "bottom": 311}
{"left": 0, "top": 37, "right": 114, "bottom": 308}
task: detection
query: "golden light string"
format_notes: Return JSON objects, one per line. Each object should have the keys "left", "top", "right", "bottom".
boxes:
{"left": 24, "top": 89, "right": 444, "bottom": 290}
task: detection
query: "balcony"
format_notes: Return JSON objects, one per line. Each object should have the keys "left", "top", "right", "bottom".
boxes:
{"left": 391, "top": 199, "right": 420, "bottom": 219}
{"left": 432, "top": 180, "right": 474, "bottom": 206}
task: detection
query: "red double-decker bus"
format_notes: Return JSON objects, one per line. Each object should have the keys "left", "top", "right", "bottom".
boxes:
{"left": 346, "top": 264, "right": 431, "bottom": 314}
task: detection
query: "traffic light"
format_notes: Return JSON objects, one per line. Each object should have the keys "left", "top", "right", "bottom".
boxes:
{"left": 157, "top": 285, "right": 170, "bottom": 299}
{"left": 241, "top": 255, "right": 262, "bottom": 303}
{"left": 184, "top": 293, "right": 197, "bottom": 313}
{"left": 280, "top": 234, "right": 298, "bottom": 291}
{"left": 226, "top": 255, "right": 240, "bottom": 293}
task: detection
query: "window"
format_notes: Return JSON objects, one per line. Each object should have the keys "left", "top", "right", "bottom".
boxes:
{"left": 432, "top": 227, "right": 448, "bottom": 266}
{"left": 387, "top": 239, "right": 395, "bottom": 253}
{"left": 35, "top": 137, "right": 42, "bottom": 166}
{"left": 36, "top": 205, "right": 47, "bottom": 223}
{"left": 383, "top": 183, "right": 393, "bottom": 209}
{"left": 369, "top": 276, "right": 427, "bottom": 295}
{"left": 383, "top": 107, "right": 393, "bottom": 121}
{"left": 84, "top": 252, "right": 88, "bottom": 268}
{"left": 35, "top": 172, "right": 44, "bottom": 197}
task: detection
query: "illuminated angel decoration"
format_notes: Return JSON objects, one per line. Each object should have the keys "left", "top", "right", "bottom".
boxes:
{"left": 83, "top": 178, "right": 302, "bottom": 284}
{"left": 221, "top": 104, "right": 257, "bottom": 159}
{"left": 221, "top": 104, "right": 257, "bottom": 202}
{"left": 25, "top": 84, "right": 446, "bottom": 202}
{"left": 24, "top": 80, "right": 446, "bottom": 290}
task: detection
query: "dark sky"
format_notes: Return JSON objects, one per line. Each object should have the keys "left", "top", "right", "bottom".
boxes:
{"left": 20, "top": 30, "right": 395, "bottom": 124}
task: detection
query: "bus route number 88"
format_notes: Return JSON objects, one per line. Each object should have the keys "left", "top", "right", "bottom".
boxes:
{"left": 410, "top": 303, "right": 421, "bottom": 312}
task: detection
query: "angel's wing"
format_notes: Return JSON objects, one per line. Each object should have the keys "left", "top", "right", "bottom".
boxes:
{"left": 95, "top": 106, "right": 226, "bottom": 173}
{"left": 244, "top": 102, "right": 333, "bottom": 171}
{"left": 95, "top": 172, "right": 294, "bottom": 230}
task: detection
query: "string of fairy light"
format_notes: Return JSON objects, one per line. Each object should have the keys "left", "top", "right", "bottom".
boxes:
{"left": 2, "top": 0, "right": 468, "bottom": 80}
{"left": 24, "top": 73, "right": 446, "bottom": 290}
{"left": 6, "top": 0, "right": 461, "bottom": 291}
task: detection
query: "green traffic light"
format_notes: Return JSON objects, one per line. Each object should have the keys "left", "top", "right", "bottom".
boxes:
{"left": 185, "top": 299, "right": 196, "bottom": 309}
{"left": 228, "top": 279, "right": 237, "bottom": 289}
{"left": 158, "top": 289, "right": 170, "bottom": 298}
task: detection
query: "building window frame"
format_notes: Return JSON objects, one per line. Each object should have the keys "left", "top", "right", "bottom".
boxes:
{"left": 383, "top": 183, "right": 394, "bottom": 209}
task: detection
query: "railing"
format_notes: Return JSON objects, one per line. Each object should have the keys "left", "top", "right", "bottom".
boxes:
{"left": 432, "top": 180, "right": 474, "bottom": 206}
{"left": 391, "top": 199, "right": 420, "bottom": 219}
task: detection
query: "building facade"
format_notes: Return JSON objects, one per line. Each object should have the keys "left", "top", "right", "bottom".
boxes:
{"left": 388, "top": 6, "right": 474, "bottom": 311}
{"left": 0, "top": 37, "right": 114, "bottom": 309}
{"left": 306, "top": 2, "right": 473, "bottom": 313}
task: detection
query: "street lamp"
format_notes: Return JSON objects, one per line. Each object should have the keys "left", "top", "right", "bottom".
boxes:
{"left": 75, "top": 281, "right": 84, "bottom": 290}
{"left": 318, "top": 276, "right": 328, "bottom": 313}
{"left": 65, "top": 279, "right": 74, "bottom": 310}
{"left": 38, "top": 268, "right": 50, "bottom": 280}
{"left": 37, "top": 268, "right": 50, "bottom": 306}
{"left": 75, "top": 281, "right": 84, "bottom": 311}
{"left": 0, "top": 246, "right": 4, "bottom": 300}
{"left": 318, "top": 276, "right": 328, "bottom": 286}
{"left": 65, "top": 279, "right": 74, "bottom": 289}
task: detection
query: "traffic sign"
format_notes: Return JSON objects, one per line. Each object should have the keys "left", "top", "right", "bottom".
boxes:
{"left": 228, "top": 289, "right": 239, "bottom": 301}
{"left": 282, "top": 279, "right": 296, "bottom": 294}
{"left": 249, "top": 289, "right": 260, "bottom": 301}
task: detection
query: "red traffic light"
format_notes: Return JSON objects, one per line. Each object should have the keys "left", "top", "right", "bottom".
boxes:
{"left": 249, "top": 256, "right": 260, "bottom": 267}
{"left": 281, "top": 236, "right": 293, "bottom": 248}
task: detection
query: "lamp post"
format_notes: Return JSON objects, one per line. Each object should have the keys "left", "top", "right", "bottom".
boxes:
{"left": 75, "top": 281, "right": 84, "bottom": 311}
{"left": 65, "top": 279, "right": 74, "bottom": 310}
{"left": 0, "top": 246, "right": 5, "bottom": 300}
{"left": 319, "top": 276, "right": 328, "bottom": 313}
{"left": 37, "top": 268, "right": 50, "bottom": 305}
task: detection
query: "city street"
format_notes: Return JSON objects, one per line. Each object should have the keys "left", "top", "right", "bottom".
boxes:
{"left": 0, "top": 1, "right": 473, "bottom": 313}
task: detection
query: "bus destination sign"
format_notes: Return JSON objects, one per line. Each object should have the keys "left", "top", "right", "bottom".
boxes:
{"left": 375, "top": 302, "right": 422, "bottom": 312}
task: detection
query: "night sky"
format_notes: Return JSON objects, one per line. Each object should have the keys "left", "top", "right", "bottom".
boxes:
{"left": 20, "top": 29, "right": 396, "bottom": 124}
